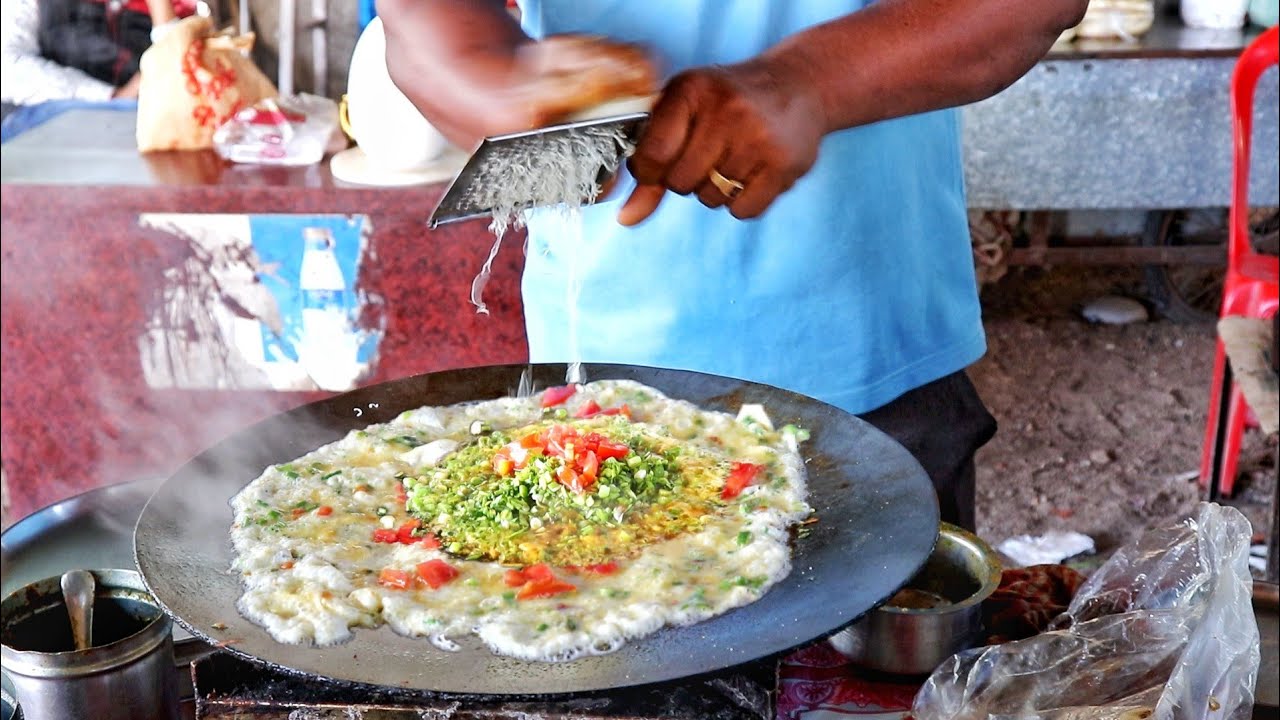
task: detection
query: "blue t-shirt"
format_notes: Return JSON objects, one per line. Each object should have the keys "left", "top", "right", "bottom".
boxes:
{"left": 518, "top": 0, "right": 985, "bottom": 414}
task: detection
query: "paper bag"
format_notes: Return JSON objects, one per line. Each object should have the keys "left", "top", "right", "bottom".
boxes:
{"left": 136, "top": 16, "right": 278, "bottom": 152}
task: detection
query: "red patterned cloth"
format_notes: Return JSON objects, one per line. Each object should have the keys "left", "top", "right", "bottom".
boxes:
{"left": 777, "top": 642, "right": 919, "bottom": 718}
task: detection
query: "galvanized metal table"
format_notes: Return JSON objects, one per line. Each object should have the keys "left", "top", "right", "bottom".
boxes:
{"left": 963, "top": 16, "right": 1278, "bottom": 274}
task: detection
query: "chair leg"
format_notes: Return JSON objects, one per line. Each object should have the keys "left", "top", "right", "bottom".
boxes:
{"left": 1217, "top": 385, "right": 1250, "bottom": 498}
{"left": 1200, "top": 339, "right": 1230, "bottom": 493}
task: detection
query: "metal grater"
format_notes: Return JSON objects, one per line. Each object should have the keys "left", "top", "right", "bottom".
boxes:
{"left": 428, "top": 111, "right": 649, "bottom": 229}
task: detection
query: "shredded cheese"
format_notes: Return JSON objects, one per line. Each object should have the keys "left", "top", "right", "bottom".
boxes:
{"left": 468, "top": 126, "right": 635, "bottom": 314}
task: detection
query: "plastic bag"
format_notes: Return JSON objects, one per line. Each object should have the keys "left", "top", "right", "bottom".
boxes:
{"left": 913, "top": 502, "right": 1259, "bottom": 720}
{"left": 213, "top": 95, "right": 343, "bottom": 166}
{"left": 136, "top": 16, "right": 277, "bottom": 151}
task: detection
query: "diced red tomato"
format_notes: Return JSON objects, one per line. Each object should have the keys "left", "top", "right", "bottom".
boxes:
{"left": 316, "top": 505, "right": 333, "bottom": 516}
{"left": 506, "top": 564, "right": 575, "bottom": 600}
{"left": 592, "top": 437, "right": 630, "bottom": 461}
{"left": 506, "top": 564, "right": 568, "bottom": 592}
{"left": 508, "top": 423, "right": 630, "bottom": 491}
{"left": 419, "top": 532, "right": 442, "bottom": 550}
{"left": 579, "top": 450, "right": 599, "bottom": 483}
{"left": 545, "top": 424, "right": 574, "bottom": 446}
{"left": 573, "top": 400, "right": 602, "bottom": 418}
{"left": 492, "top": 439, "right": 539, "bottom": 478}
{"left": 516, "top": 578, "right": 577, "bottom": 600}
{"left": 541, "top": 385, "right": 577, "bottom": 408}
{"left": 396, "top": 519, "right": 420, "bottom": 544}
{"left": 557, "top": 464, "right": 583, "bottom": 491}
{"left": 573, "top": 401, "right": 633, "bottom": 420}
{"left": 395, "top": 482, "right": 408, "bottom": 503}
{"left": 583, "top": 562, "right": 619, "bottom": 575}
{"left": 372, "top": 528, "right": 399, "bottom": 544}
{"left": 523, "top": 564, "right": 556, "bottom": 583}
{"left": 599, "top": 404, "right": 633, "bottom": 419}
{"left": 280, "top": 560, "right": 295, "bottom": 570}
{"left": 721, "top": 462, "right": 765, "bottom": 500}
{"left": 291, "top": 507, "right": 307, "bottom": 518}
{"left": 377, "top": 567, "right": 413, "bottom": 589}
{"left": 416, "top": 559, "right": 460, "bottom": 589}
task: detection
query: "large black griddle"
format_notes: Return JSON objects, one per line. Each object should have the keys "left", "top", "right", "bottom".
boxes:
{"left": 133, "top": 363, "right": 939, "bottom": 696}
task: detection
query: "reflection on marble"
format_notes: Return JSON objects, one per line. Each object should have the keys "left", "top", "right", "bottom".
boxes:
{"left": 0, "top": 180, "right": 528, "bottom": 522}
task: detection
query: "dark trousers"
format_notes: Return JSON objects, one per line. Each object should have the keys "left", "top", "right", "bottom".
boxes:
{"left": 857, "top": 371, "right": 997, "bottom": 531}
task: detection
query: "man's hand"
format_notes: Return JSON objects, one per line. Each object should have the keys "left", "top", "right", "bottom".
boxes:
{"left": 509, "top": 35, "right": 657, "bottom": 130}
{"left": 113, "top": 73, "right": 143, "bottom": 99}
{"left": 379, "top": 0, "right": 656, "bottom": 149}
{"left": 619, "top": 59, "right": 826, "bottom": 225}
{"left": 618, "top": 0, "right": 1086, "bottom": 226}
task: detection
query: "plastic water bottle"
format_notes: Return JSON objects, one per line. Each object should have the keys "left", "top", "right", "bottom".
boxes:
{"left": 297, "top": 227, "right": 359, "bottom": 389}
{"left": 299, "top": 227, "right": 348, "bottom": 336}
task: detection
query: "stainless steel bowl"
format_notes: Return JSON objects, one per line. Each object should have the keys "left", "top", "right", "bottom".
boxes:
{"left": 828, "top": 523, "right": 1002, "bottom": 676}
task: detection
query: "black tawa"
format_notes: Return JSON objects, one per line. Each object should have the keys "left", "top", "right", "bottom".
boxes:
{"left": 134, "top": 363, "right": 939, "bottom": 696}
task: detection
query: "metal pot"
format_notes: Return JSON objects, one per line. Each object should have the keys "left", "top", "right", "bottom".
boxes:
{"left": 828, "top": 523, "right": 1002, "bottom": 676}
{"left": 0, "top": 569, "right": 178, "bottom": 720}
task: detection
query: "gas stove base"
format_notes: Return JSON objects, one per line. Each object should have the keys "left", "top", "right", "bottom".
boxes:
{"left": 192, "top": 651, "right": 776, "bottom": 719}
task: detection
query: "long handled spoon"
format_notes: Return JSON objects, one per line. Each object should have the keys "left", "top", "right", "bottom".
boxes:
{"left": 60, "top": 570, "right": 95, "bottom": 651}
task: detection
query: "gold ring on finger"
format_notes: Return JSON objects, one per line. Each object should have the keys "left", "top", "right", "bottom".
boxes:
{"left": 708, "top": 168, "right": 745, "bottom": 199}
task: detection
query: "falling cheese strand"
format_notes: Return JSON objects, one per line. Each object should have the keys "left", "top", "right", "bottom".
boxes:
{"left": 467, "top": 125, "right": 635, "bottom": 314}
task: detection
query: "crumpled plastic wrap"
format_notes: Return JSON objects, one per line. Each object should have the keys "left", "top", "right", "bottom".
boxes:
{"left": 913, "top": 502, "right": 1260, "bottom": 720}
{"left": 212, "top": 94, "right": 343, "bottom": 166}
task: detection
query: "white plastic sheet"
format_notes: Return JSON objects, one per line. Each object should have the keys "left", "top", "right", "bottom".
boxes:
{"left": 914, "top": 503, "right": 1260, "bottom": 719}
{"left": 213, "top": 94, "right": 342, "bottom": 166}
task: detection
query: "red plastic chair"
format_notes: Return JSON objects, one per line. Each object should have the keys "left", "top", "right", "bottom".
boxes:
{"left": 1200, "top": 25, "right": 1280, "bottom": 498}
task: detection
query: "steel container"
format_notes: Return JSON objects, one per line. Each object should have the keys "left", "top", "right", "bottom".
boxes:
{"left": 0, "top": 569, "right": 178, "bottom": 720}
{"left": 828, "top": 523, "right": 1003, "bottom": 676}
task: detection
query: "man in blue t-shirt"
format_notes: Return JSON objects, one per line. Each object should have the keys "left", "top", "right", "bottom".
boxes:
{"left": 377, "top": 0, "right": 1087, "bottom": 530}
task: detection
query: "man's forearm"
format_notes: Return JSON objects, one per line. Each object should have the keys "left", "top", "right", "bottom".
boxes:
{"left": 377, "top": 0, "right": 530, "bottom": 147}
{"left": 145, "top": 0, "right": 176, "bottom": 25}
{"left": 763, "top": 0, "right": 1088, "bottom": 133}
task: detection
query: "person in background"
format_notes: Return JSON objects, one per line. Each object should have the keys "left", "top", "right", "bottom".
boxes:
{"left": 378, "top": 0, "right": 1089, "bottom": 530}
{"left": 1, "top": 0, "right": 195, "bottom": 136}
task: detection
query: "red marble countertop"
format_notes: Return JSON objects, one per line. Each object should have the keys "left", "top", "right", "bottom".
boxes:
{"left": 1, "top": 142, "right": 529, "bottom": 522}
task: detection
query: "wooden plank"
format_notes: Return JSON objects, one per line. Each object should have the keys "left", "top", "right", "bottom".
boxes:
{"left": 1007, "top": 244, "right": 1225, "bottom": 266}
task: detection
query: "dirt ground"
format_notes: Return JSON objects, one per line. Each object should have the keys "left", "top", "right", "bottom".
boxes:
{"left": 971, "top": 265, "right": 1277, "bottom": 564}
